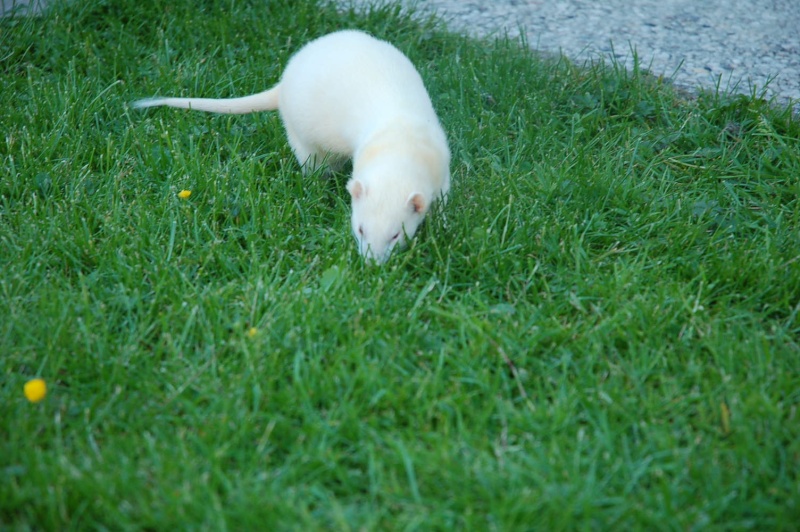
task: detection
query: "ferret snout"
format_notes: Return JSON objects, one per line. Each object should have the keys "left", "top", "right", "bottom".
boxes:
{"left": 353, "top": 225, "right": 404, "bottom": 265}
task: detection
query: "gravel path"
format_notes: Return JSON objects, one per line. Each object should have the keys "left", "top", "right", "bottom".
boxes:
{"left": 5, "top": 0, "right": 798, "bottom": 111}
{"left": 350, "top": 0, "right": 800, "bottom": 112}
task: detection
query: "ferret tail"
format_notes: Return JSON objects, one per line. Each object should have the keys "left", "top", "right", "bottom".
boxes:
{"left": 132, "top": 85, "right": 280, "bottom": 114}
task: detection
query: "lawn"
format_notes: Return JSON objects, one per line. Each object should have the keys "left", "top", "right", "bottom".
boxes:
{"left": 1, "top": 0, "right": 799, "bottom": 529}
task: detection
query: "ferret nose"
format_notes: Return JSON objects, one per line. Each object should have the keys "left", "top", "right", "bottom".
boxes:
{"left": 366, "top": 250, "right": 386, "bottom": 264}
{"left": 361, "top": 245, "right": 389, "bottom": 265}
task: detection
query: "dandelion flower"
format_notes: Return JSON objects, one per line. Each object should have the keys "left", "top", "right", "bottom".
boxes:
{"left": 178, "top": 190, "right": 192, "bottom": 199}
{"left": 247, "top": 327, "right": 258, "bottom": 338}
{"left": 24, "top": 378, "right": 47, "bottom": 403}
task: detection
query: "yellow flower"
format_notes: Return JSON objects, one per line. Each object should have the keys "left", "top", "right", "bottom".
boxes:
{"left": 24, "top": 378, "right": 47, "bottom": 403}
{"left": 178, "top": 190, "right": 192, "bottom": 199}
{"left": 247, "top": 327, "right": 258, "bottom": 338}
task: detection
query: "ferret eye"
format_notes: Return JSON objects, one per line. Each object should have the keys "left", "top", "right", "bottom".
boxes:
{"left": 358, "top": 225, "right": 364, "bottom": 236}
{"left": 391, "top": 232, "right": 400, "bottom": 241}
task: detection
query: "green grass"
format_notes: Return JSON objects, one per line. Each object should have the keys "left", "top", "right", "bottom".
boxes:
{"left": 2, "top": 0, "right": 799, "bottom": 529}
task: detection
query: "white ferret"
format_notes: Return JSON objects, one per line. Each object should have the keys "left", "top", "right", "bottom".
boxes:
{"left": 133, "top": 30, "right": 451, "bottom": 264}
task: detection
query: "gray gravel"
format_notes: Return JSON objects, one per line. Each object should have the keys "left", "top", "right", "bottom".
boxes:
{"left": 5, "top": 0, "right": 798, "bottom": 111}
{"left": 1, "top": 0, "right": 46, "bottom": 16}
{"left": 349, "top": 0, "right": 800, "bottom": 111}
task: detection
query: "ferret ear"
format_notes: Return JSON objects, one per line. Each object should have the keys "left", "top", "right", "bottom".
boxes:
{"left": 347, "top": 179, "right": 364, "bottom": 200}
{"left": 407, "top": 192, "right": 426, "bottom": 214}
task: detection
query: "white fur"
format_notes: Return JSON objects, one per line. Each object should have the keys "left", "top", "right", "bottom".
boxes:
{"left": 133, "top": 30, "right": 450, "bottom": 263}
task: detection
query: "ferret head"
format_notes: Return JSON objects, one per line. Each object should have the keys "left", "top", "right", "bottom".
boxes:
{"left": 347, "top": 178, "right": 429, "bottom": 264}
